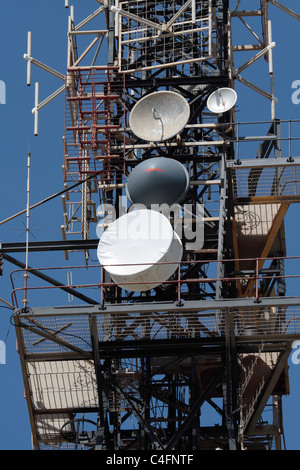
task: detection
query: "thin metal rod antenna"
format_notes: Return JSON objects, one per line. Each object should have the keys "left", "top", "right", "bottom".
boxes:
{"left": 268, "top": 20, "right": 276, "bottom": 120}
{"left": 23, "top": 147, "right": 31, "bottom": 307}
{"left": 34, "top": 82, "right": 39, "bottom": 136}
{"left": 27, "top": 32, "right": 32, "bottom": 86}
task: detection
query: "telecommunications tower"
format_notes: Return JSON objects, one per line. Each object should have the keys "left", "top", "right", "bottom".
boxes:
{"left": 2, "top": 0, "right": 300, "bottom": 450}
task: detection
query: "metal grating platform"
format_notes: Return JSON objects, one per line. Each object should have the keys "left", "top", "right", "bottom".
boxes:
{"left": 13, "top": 297, "right": 300, "bottom": 449}
{"left": 16, "top": 304, "right": 300, "bottom": 355}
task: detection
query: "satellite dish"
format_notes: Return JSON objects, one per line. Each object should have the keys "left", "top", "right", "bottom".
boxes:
{"left": 126, "top": 157, "right": 190, "bottom": 207}
{"left": 97, "top": 209, "right": 183, "bottom": 292}
{"left": 129, "top": 91, "right": 190, "bottom": 142}
{"left": 207, "top": 87, "right": 237, "bottom": 113}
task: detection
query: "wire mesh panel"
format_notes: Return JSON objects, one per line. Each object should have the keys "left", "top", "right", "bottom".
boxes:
{"left": 27, "top": 360, "right": 98, "bottom": 410}
{"left": 233, "top": 165, "right": 300, "bottom": 200}
{"left": 35, "top": 414, "right": 73, "bottom": 444}
{"left": 117, "top": 0, "right": 212, "bottom": 73}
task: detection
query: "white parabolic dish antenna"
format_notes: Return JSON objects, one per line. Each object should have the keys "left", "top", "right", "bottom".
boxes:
{"left": 207, "top": 87, "right": 237, "bottom": 113}
{"left": 129, "top": 91, "right": 190, "bottom": 142}
{"left": 97, "top": 209, "right": 183, "bottom": 292}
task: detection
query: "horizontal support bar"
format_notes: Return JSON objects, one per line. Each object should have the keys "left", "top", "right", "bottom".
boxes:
{"left": 0, "top": 239, "right": 100, "bottom": 253}
{"left": 98, "top": 337, "right": 225, "bottom": 359}
{"left": 124, "top": 75, "right": 228, "bottom": 89}
{"left": 112, "top": 140, "right": 225, "bottom": 151}
{"left": 227, "top": 156, "right": 300, "bottom": 169}
{"left": 231, "top": 10, "right": 263, "bottom": 17}
{"left": 234, "top": 195, "right": 300, "bottom": 205}
{"left": 15, "top": 295, "right": 300, "bottom": 317}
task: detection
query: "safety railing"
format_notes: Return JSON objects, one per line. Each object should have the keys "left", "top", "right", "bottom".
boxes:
{"left": 227, "top": 119, "right": 300, "bottom": 162}
{"left": 9, "top": 254, "right": 300, "bottom": 309}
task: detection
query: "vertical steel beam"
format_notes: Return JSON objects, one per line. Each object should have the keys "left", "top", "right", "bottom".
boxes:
{"left": 245, "top": 343, "right": 292, "bottom": 436}
{"left": 89, "top": 315, "right": 111, "bottom": 449}
{"left": 109, "top": 373, "right": 165, "bottom": 449}
{"left": 165, "top": 366, "right": 225, "bottom": 449}
{"left": 222, "top": 311, "right": 238, "bottom": 450}
{"left": 108, "top": 0, "right": 115, "bottom": 65}
{"left": 216, "top": 155, "right": 227, "bottom": 300}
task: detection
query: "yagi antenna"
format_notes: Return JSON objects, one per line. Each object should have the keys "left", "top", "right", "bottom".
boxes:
{"left": 207, "top": 87, "right": 237, "bottom": 114}
{"left": 24, "top": 31, "right": 66, "bottom": 136}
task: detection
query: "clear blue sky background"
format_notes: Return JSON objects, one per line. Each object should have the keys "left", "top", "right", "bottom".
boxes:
{"left": 0, "top": 0, "right": 299, "bottom": 450}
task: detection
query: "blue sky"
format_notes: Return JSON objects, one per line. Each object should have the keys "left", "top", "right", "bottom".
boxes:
{"left": 0, "top": 0, "right": 299, "bottom": 450}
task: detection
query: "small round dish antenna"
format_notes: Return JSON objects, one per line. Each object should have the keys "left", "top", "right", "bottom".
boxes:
{"left": 129, "top": 91, "right": 190, "bottom": 142}
{"left": 207, "top": 87, "right": 237, "bottom": 114}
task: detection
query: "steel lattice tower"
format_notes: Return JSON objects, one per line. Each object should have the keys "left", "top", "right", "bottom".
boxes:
{"left": 2, "top": 0, "right": 300, "bottom": 451}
